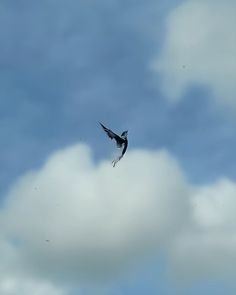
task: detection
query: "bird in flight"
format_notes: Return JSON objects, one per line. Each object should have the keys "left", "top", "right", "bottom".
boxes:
{"left": 99, "top": 122, "right": 128, "bottom": 167}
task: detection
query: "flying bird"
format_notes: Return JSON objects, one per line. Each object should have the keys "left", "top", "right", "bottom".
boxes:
{"left": 99, "top": 122, "right": 128, "bottom": 167}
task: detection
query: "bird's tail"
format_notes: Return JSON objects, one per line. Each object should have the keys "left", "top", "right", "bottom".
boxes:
{"left": 112, "top": 154, "right": 123, "bottom": 167}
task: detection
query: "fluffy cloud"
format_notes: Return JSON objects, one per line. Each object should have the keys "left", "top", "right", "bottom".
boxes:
{"left": 2, "top": 143, "right": 236, "bottom": 288}
{"left": 152, "top": 0, "right": 236, "bottom": 109}
{"left": 170, "top": 178, "right": 236, "bottom": 280}
{"left": 1, "top": 144, "right": 189, "bottom": 284}
{"left": 0, "top": 234, "right": 68, "bottom": 295}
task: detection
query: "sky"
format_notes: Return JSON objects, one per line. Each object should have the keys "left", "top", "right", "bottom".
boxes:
{"left": 0, "top": 0, "right": 236, "bottom": 294}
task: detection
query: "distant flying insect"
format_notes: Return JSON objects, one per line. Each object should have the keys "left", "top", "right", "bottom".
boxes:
{"left": 99, "top": 123, "right": 128, "bottom": 167}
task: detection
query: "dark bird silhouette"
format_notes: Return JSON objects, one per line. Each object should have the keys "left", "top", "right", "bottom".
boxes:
{"left": 99, "top": 122, "right": 128, "bottom": 167}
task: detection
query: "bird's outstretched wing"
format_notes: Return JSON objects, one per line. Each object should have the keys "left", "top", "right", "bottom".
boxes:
{"left": 99, "top": 123, "right": 124, "bottom": 147}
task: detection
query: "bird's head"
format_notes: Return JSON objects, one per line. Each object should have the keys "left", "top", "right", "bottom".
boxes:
{"left": 121, "top": 130, "right": 128, "bottom": 139}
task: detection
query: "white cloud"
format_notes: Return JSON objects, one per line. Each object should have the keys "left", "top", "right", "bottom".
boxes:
{"left": 192, "top": 179, "right": 236, "bottom": 230}
{"left": 2, "top": 143, "right": 236, "bottom": 287}
{"left": 152, "top": 0, "right": 236, "bottom": 109}
{"left": 1, "top": 144, "right": 189, "bottom": 283}
{"left": 170, "top": 178, "right": 236, "bottom": 280}
{"left": 0, "top": 235, "right": 68, "bottom": 295}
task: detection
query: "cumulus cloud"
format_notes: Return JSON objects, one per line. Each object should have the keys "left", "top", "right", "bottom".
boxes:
{"left": 1, "top": 144, "right": 189, "bottom": 284}
{"left": 152, "top": 0, "right": 236, "bottom": 109}
{"left": 0, "top": 234, "right": 68, "bottom": 295}
{"left": 170, "top": 178, "right": 236, "bottom": 280}
{"left": 2, "top": 143, "right": 236, "bottom": 289}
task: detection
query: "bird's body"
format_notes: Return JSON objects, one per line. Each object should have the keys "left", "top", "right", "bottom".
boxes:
{"left": 99, "top": 123, "right": 128, "bottom": 167}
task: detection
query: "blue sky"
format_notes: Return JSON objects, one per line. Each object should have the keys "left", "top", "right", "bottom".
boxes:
{"left": 0, "top": 0, "right": 236, "bottom": 294}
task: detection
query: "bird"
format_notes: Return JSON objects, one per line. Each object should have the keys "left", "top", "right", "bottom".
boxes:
{"left": 99, "top": 122, "right": 128, "bottom": 167}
